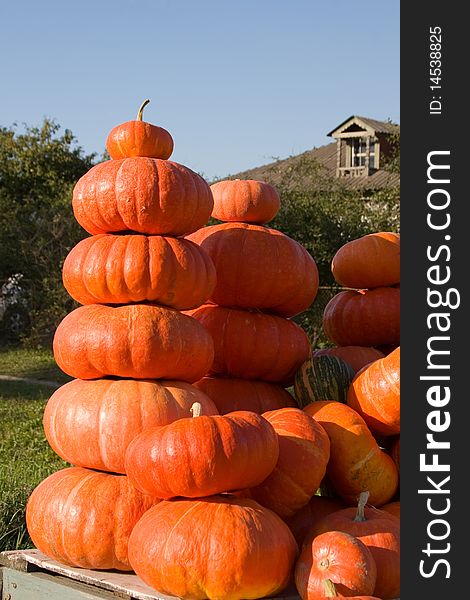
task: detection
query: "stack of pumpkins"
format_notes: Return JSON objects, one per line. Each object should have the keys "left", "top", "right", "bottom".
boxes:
{"left": 323, "top": 232, "right": 400, "bottom": 470}
{"left": 288, "top": 232, "right": 401, "bottom": 600}
{"left": 323, "top": 231, "right": 400, "bottom": 352}
{"left": 185, "top": 178, "right": 319, "bottom": 413}
{"left": 24, "top": 106, "right": 330, "bottom": 600}
{"left": 26, "top": 101, "right": 221, "bottom": 570}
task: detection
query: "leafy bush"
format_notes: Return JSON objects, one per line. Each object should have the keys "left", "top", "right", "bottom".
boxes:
{"left": 0, "top": 120, "right": 96, "bottom": 345}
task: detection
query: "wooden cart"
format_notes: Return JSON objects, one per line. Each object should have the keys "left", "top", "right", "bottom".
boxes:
{"left": 0, "top": 550, "right": 300, "bottom": 600}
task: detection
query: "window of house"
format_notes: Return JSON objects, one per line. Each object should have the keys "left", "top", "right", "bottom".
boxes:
{"left": 350, "top": 137, "right": 376, "bottom": 168}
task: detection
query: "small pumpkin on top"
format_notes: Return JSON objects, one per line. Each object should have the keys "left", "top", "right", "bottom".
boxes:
{"left": 210, "top": 178, "right": 280, "bottom": 224}
{"left": 106, "top": 98, "right": 174, "bottom": 160}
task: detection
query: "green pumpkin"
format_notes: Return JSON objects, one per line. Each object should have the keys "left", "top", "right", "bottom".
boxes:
{"left": 294, "top": 354, "right": 355, "bottom": 408}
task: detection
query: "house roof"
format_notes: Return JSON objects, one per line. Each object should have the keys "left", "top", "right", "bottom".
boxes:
{"left": 230, "top": 141, "right": 400, "bottom": 191}
{"left": 327, "top": 115, "right": 399, "bottom": 137}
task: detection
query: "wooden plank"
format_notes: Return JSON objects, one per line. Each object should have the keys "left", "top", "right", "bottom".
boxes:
{"left": 2, "top": 568, "right": 121, "bottom": 600}
{"left": 0, "top": 550, "right": 300, "bottom": 599}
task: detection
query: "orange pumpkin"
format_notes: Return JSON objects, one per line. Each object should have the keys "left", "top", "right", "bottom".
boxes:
{"left": 285, "top": 495, "right": 346, "bottom": 549}
{"left": 106, "top": 99, "right": 174, "bottom": 160}
{"left": 331, "top": 232, "right": 400, "bottom": 289}
{"left": 250, "top": 408, "right": 330, "bottom": 518}
{"left": 312, "top": 346, "right": 384, "bottom": 375}
{"left": 323, "top": 287, "right": 400, "bottom": 347}
{"left": 125, "top": 406, "right": 279, "bottom": 498}
{"left": 72, "top": 158, "right": 213, "bottom": 236}
{"left": 186, "top": 304, "right": 311, "bottom": 384}
{"left": 128, "top": 496, "right": 298, "bottom": 600}
{"left": 314, "top": 492, "right": 400, "bottom": 599}
{"left": 304, "top": 401, "right": 398, "bottom": 506}
{"left": 193, "top": 377, "right": 296, "bottom": 414}
{"left": 187, "top": 223, "right": 319, "bottom": 317}
{"left": 295, "top": 531, "right": 377, "bottom": 600}
{"left": 44, "top": 379, "right": 218, "bottom": 473}
{"left": 26, "top": 467, "right": 157, "bottom": 570}
{"left": 53, "top": 304, "right": 214, "bottom": 382}
{"left": 63, "top": 234, "right": 216, "bottom": 309}
{"left": 210, "top": 179, "right": 280, "bottom": 224}
{"left": 347, "top": 347, "right": 400, "bottom": 436}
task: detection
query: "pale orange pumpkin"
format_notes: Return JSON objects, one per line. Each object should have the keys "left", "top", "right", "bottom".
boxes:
{"left": 43, "top": 378, "right": 218, "bottom": 473}
{"left": 128, "top": 496, "right": 298, "bottom": 600}
{"left": 63, "top": 234, "right": 216, "bottom": 309}
{"left": 26, "top": 467, "right": 157, "bottom": 570}
{"left": 53, "top": 304, "right": 214, "bottom": 382}
{"left": 187, "top": 223, "right": 319, "bottom": 317}
{"left": 210, "top": 179, "right": 280, "bottom": 224}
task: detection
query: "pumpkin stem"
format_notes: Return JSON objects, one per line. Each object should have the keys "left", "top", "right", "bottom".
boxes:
{"left": 323, "top": 579, "right": 339, "bottom": 597}
{"left": 136, "top": 99, "right": 151, "bottom": 121}
{"left": 190, "top": 402, "right": 202, "bottom": 417}
{"left": 354, "top": 491, "right": 370, "bottom": 522}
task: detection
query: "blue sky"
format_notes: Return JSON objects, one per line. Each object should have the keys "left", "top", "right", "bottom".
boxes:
{"left": 0, "top": 1, "right": 399, "bottom": 180}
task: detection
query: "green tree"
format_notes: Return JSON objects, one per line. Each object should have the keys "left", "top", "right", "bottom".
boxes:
{"left": 0, "top": 120, "right": 96, "bottom": 344}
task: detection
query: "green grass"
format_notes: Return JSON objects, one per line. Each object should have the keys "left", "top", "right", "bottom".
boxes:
{"left": 0, "top": 346, "right": 71, "bottom": 384}
{"left": 0, "top": 379, "right": 68, "bottom": 551}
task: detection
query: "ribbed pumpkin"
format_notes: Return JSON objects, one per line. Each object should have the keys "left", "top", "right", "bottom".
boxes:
{"left": 43, "top": 379, "right": 218, "bottom": 473}
{"left": 285, "top": 495, "right": 346, "bottom": 549}
{"left": 294, "top": 355, "right": 355, "bottom": 407}
{"left": 26, "top": 467, "right": 157, "bottom": 570}
{"left": 193, "top": 377, "right": 296, "bottom": 414}
{"left": 312, "top": 346, "right": 385, "bottom": 375}
{"left": 382, "top": 500, "right": 400, "bottom": 520}
{"left": 125, "top": 406, "right": 279, "bottom": 498}
{"left": 295, "top": 531, "right": 377, "bottom": 600}
{"left": 250, "top": 408, "right": 330, "bottom": 518}
{"left": 187, "top": 223, "right": 319, "bottom": 317}
{"left": 303, "top": 401, "right": 398, "bottom": 506}
{"left": 323, "top": 287, "right": 400, "bottom": 347}
{"left": 128, "top": 496, "right": 298, "bottom": 600}
{"left": 72, "top": 158, "right": 213, "bottom": 236}
{"left": 186, "top": 304, "right": 310, "bottom": 384}
{"left": 210, "top": 179, "right": 280, "bottom": 224}
{"left": 53, "top": 304, "right": 214, "bottom": 382}
{"left": 106, "top": 99, "right": 174, "bottom": 160}
{"left": 347, "top": 347, "right": 400, "bottom": 436}
{"left": 314, "top": 492, "right": 400, "bottom": 599}
{"left": 331, "top": 232, "right": 400, "bottom": 289}
{"left": 63, "top": 234, "right": 216, "bottom": 309}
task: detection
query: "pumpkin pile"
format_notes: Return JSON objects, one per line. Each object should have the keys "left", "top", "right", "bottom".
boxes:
{"left": 25, "top": 103, "right": 402, "bottom": 599}
{"left": 185, "top": 178, "right": 318, "bottom": 413}
{"left": 26, "top": 100, "right": 221, "bottom": 570}
{"left": 286, "top": 231, "right": 401, "bottom": 599}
